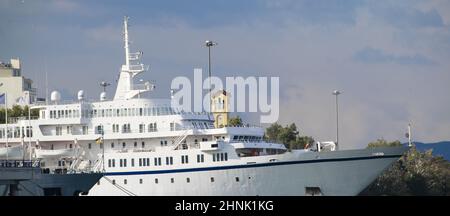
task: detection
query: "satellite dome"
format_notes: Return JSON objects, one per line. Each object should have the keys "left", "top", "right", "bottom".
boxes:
{"left": 77, "top": 90, "right": 85, "bottom": 101}
{"left": 100, "top": 92, "right": 106, "bottom": 101}
{"left": 50, "top": 91, "right": 61, "bottom": 102}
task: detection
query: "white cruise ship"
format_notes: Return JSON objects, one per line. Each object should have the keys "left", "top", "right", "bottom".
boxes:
{"left": 0, "top": 17, "right": 408, "bottom": 196}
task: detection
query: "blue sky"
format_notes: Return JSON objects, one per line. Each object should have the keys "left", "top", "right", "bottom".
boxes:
{"left": 1, "top": 0, "right": 450, "bottom": 149}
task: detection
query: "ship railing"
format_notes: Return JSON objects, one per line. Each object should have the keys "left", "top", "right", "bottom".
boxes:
{"left": 128, "top": 64, "right": 146, "bottom": 72}
{"left": 132, "top": 149, "right": 154, "bottom": 153}
{"left": 6, "top": 116, "right": 39, "bottom": 124}
{"left": 33, "top": 99, "right": 108, "bottom": 106}
{"left": 216, "top": 124, "right": 262, "bottom": 129}
{"left": 132, "top": 83, "right": 151, "bottom": 91}
{"left": 0, "top": 159, "right": 40, "bottom": 168}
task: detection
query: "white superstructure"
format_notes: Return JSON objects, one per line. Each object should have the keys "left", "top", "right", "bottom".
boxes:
{"left": 0, "top": 17, "right": 407, "bottom": 196}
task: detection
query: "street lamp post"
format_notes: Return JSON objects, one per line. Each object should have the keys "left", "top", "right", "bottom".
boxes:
{"left": 205, "top": 40, "right": 217, "bottom": 114}
{"left": 332, "top": 90, "right": 341, "bottom": 149}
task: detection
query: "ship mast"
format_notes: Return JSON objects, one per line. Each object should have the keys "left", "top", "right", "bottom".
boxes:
{"left": 113, "top": 16, "right": 151, "bottom": 100}
{"left": 124, "top": 16, "right": 130, "bottom": 69}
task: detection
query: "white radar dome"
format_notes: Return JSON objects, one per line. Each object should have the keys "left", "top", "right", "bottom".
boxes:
{"left": 77, "top": 90, "right": 85, "bottom": 101}
{"left": 50, "top": 91, "right": 61, "bottom": 102}
{"left": 100, "top": 92, "right": 106, "bottom": 101}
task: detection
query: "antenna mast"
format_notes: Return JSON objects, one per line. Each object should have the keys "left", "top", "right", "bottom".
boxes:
{"left": 113, "top": 16, "right": 151, "bottom": 100}
{"left": 124, "top": 16, "right": 130, "bottom": 69}
{"left": 408, "top": 123, "right": 412, "bottom": 147}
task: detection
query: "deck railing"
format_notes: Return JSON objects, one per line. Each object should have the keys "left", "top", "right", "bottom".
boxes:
{"left": 0, "top": 160, "right": 40, "bottom": 168}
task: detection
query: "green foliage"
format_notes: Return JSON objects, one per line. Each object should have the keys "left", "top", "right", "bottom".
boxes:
{"left": 367, "top": 138, "right": 402, "bottom": 148}
{"left": 265, "top": 123, "right": 314, "bottom": 149}
{"left": 361, "top": 141, "right": 450, "bottom": 196}
{"left": 228, "top": 116, "right": 243, "bottom": 127}
{"left": 0, "top": 105, "right": 39, "bottom": 123}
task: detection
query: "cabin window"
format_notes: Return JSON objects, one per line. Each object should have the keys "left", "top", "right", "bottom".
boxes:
{"left": 122, "top": 142, "right": 126, "bottom": 148}
{"left": 88, "top": 143, "right": 92, "bottom": 149}
{"left": 147, "top": 158, "right": 150, "bottom": 166}
{"left": 171, "top": 178, "right": 174, "bottom": 183}
{"left": 155, "top": 178, "right": 158, "bottom": 184}
{"left": 139, "top": 179, "right": 143, "bottom": 184}
{"left": 139, "top": 158, "right": 142, "bottom": 167}
{"left": 210, "top": 177, "right": 215, "bottom": 183}
{"left": 186, "top": 178, "right": 190, "bottom": 183}
{"left": 141, "top": 142, "right": 145, "bottom": 148}
{"left": 82, "top": 126, "right": 88, "bottom": 135}
{"left": 66, "top": 126, "right": 72, "bottom": 134}
{"left": 139, "top": 124, "right": 145, "bottom": 133}
{"left": 235, "top": 177, "right": 239, "bottom": 182}
{"left": 131, "top": 159, "right": 135, "bottom": 167}
{"left": 111, "top": 142, "right": 114, "bottom": 148}
{"left": 112, "top": 180, "right": 116, "bottom": 185}
{"left": 134, "top": 141, "right": 137, "bottom": 148}
{"left": 56, "top": 126, "right": 62, "bottom": 136}
{"left": 124, "top": 179, "right": 127, "bottom": 185}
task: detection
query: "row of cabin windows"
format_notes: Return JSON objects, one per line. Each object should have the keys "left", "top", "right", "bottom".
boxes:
{"left": 108, "top": 175, "right": 246, "bottom": 186}
{"left": 45, "top": 106, "right": 213, "bottom": 120}
{"left": 0, "top": 126, "right": 33, "bottom": 138}
{"left": 79, "top": 107, "right": 184, "bottom": 119}
{"left": 232, "top": 135, "right": 263, "bottom": 142}
{"left": 86, "top": 141, "right": 146, "bottom": 149}
{"left": 213, "top": 153, "right": 228, "bottom": 162}
{"left": 49, "top": 110, "right": 80, "bottom": 119}
{"left": 107, "top": 154, "right": 211, "bottom": 168}
{"left": 139, "top": 158, "right": 150, "bottom": 167}
{"left": 56, "top": 121, "right": 211, "bottom": 136}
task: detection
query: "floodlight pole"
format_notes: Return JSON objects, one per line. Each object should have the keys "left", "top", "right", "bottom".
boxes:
{"left": 332, "top": 90, "right": 341, "bottom": 149}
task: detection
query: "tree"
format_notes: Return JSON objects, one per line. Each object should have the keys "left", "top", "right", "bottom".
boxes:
{"left": 265, "top": 123, "right": 283, "bottom": 142}
{"left": 265, "top": 123, "right": 314, "bottom": 150}
{"left": 0, "top": 105, "right": 40, "bottom": 123}
{"left": 361, "top": 140, "right": 450, "bottom": 196}
{"left": 228, "top": 116, "right": 243, "bottom": 127}
{"left": 367, "top": 138, "right": 402, "bottom": 148}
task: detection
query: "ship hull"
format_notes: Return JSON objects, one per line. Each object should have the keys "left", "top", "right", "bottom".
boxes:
{"left": 0, "top": 172, "right": 103, "bottom": 196}
{"left": 87, "top": 146, "right": 407, "bottom": 196}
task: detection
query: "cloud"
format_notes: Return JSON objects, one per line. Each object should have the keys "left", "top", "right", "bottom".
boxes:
{"left": 354, "top": 47, "right": 436, "bottom": 65}
{"left": 1, "top": 0, "right": 449, "bottom": 149}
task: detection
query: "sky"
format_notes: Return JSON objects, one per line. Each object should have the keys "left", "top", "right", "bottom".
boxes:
{"left": 1, "top": 0, "right": 449, "bottom": 149}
